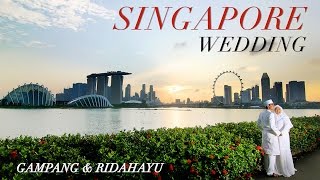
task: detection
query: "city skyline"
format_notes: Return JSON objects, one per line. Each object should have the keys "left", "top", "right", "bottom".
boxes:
{"left": 0, "top": 1, "right": 320, "bottom": 103}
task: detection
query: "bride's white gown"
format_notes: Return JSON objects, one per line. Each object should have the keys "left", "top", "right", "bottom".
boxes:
{"left": 275, "top": 110, "right": 297, "bottom": 177}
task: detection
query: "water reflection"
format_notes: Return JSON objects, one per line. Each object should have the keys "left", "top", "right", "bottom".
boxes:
{"left": 0, "top": 108, "right": 319, "bottom": 138}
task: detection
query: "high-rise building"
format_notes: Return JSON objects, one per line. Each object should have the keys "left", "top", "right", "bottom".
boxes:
{"left": 224, "top": 85, "right": 232, "bottom": 105}
{"left": 251, "top": 85, "right": 260, "bottom": 101}
{"left": 187, "top": 98, "right": 191, "bottom": 104}
{"left": 140, "top": 84, "right": 146, "bottom": 101}
{"left": 270, "top": 87, "right": 275, "bottom": 101}
{"left": 241, "top": 89, "right": 251, "bottom": 103}
{"left": 261, "top": 73, "right": 271, "bottom": 101}
{"left": 124, "top": 84, "right": 131, "bottom": 101}
{"left": 234, "top": 93, "right": 240, "bottom": 104}
{"left": 56, "top": 83, "right": 87, "bottom": 102}
{"left": 286, "top": 84, "right": 290, "bottom": 103}
{"left": 273, "top": 82, "right": 284, "bottom": 104}
{"left": 152, "top": 91, "right": 156, "bottom": 101}
{"left": 72, "top": 83, "right": 87, "bottom": 99}
{"left": 175, "top": 99, "right": 181, "bottom": 104}
{"left": 148, "top": 85, "right": 154, "bottom": 101}
{"left": 110, "top": 75, "right": 124, "bottom": 104}
{"left": 286, "top": 81, "right": 306, "bottom": 102}
{"left": 87, "top": 71, "right": 131, "bottom": 105}
{"left": 87, "top": 76, "right": 97, "bottom": 95}
{"left": 97, "top": 76, "right": 108, "bottom": 97}
{"left": 132, "top": 92, "right": 140, "bottom": 100}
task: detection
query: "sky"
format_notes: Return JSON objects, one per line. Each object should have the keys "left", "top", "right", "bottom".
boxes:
{"left": 0, "top": 0, "right": 319, "bottom": 103}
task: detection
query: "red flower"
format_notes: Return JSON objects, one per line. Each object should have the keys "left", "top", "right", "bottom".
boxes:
{"left": 245, "top": 173, "right": 252, "bottom": 179}
{"left": 190, "top": 166, "right": 195, "bottom": 174}
{"left": 317, "top": 138, "right": 320, "bottom": 142}
{"left": 256, "top": 146, "right": 262, "bottom": 151}
{"left": 222, "top": 169, "right": 228, "bottom": 176}
{"left": 224, "top": 156, "right": 229, "bottom": 160}
{"left": 211, "top": 169, "right": 217, "bottom": 176}
{"left": 152, "top": 171, "right": 159, "bottom": 177}
{"left": 186, "top": 159, "right": 192, "bottom": 165}
{"left": 10, "top": 150, "right": 18, "bottom": 159}
{"left": 168, "top": 164, "right": 174, "bottom": 172}
{"left": 229, "top": 145, "right": 236, "bottom": 150}
{"left": 125, "top": 163, "right": 129, "bottom": 170}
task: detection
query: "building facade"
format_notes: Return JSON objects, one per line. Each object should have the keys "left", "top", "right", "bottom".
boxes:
{"left": 224, "top": 85, "right": 232, "bottom": 105}
{"left": 261, "top": 73, "right": 271, "bottom": 101}
{"left": 286, "top": 81, "right": 306, "bottom": 102}
{"left": 273, "top": 82, "right": 284, "bottom": 104}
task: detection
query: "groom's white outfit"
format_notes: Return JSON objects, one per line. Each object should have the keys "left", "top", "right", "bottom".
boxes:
{"left": 257, "top": 100, "right": 281, "bottom": 176}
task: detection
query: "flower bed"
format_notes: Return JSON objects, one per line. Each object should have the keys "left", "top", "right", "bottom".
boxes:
{"left": 0, "top": 116, "right": 319, "bottom": 179}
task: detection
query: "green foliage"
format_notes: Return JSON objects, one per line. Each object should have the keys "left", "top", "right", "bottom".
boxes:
{"left": 0, "top": 116, "right": 319, "bottom": 179}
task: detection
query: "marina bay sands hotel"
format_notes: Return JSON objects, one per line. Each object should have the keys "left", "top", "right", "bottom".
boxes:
{"left": 87, "top": 71, "right": 131, "bottom": 104}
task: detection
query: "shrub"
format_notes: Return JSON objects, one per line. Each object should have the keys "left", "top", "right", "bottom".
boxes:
{"left": 0, "top": 116, "right": 319, "bottom": 179}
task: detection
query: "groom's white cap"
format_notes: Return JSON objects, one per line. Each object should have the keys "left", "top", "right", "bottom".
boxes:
{"left": 264, "top": 99, "right": 274, "bottom": 106}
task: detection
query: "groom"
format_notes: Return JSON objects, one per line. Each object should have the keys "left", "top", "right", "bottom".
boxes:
{"left": 257, "top": 99, "right": 282, "bottom": 176}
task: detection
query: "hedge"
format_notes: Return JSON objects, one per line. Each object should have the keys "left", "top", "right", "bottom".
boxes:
{"left": 0, "top": 116, "right": 319, "bottom": 179}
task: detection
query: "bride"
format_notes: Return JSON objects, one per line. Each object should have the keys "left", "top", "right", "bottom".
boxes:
{"left": 274, "top": 105, "right": 297, "bottom": 177}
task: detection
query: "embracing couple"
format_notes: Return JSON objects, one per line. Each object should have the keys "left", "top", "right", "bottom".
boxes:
{"left": 257, "top": 99, "right": 297, "bottom": 177}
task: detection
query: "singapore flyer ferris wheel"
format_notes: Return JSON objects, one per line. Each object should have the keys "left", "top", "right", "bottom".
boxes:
{"left": 213, "top": 71, "right": 244, "bottom": 105}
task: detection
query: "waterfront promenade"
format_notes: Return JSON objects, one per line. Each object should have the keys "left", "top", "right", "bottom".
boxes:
{"left": 256, "top": 149, "right": 320, "bottom": 180}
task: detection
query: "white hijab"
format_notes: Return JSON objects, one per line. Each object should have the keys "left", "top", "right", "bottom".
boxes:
{"left": 274, "top": 105, "right": 293, "bottom": 133}
{"left": 274, "top": 105, "right": 289, "bottom": 119}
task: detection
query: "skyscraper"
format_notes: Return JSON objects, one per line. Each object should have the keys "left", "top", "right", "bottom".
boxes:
{"left": 234, "top": 93, "right": 240, "bottom": 104}
{"left": 132, "top": 92, "right": 140, "bottom": 100}
{"left": 251, "top": 85, "right": 260, "bottom": 101}
{"left": 73, "top": 83, "right": 87, "bottom": 98}
{"left": 286, "top": 81, "right": 306, "bottom": 102}
{"left": 224, "top": 85, "right": 232, "bottom": 105}
{"left": 110, "top": 75, "right": 123, "bottom": 104}
{"left": 286, "top": 84, "right": 290, "bottom": 103}
{"left": 140, "top": 84, "right": 146, "bottom": 101}
{"left": 149, "top": 85, "right": 154, "bottom": 101}
{"left": 124, "top": 84, "right": 131, "bottom": 101}
{"left": 97, "top": 76, "right": 108, "bottom": 97}
{"left": 241, "top": 89, "right": 252, "bottom": 103}
{"left": 273, "top": 82, "right": 284, "bottom": 104}
{"left": 261, "top": 73, "right": 271, "bottom": 102}
{"left": 87, "top": 76, "right": 97, "bottom": 95}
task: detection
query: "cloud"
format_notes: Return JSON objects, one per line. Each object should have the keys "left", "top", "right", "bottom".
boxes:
{"left": 0, "top": 0, "right": 115, "bottom": 31}
{"left": 238, "top": 66, "right": 260, "bottom": 72}
{"left": 23, "top": 41, "right": 55, "bottom": 48}
{"left": 174, "top": 41, "right": 187, "bottom": 49}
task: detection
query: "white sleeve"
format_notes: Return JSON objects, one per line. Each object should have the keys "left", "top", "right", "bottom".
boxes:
{"left": 268, "top": 113, "right": 281, "bottom": 136}
{"left": 281, "top": 116, "right": 293, "bottom": 134}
